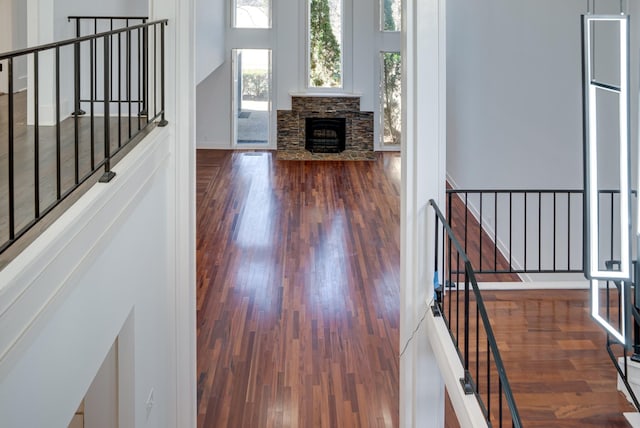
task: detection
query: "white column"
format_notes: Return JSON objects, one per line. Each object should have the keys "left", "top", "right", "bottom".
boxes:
{"left": 400, "top": 0, "right": 447, "bottom": 426}
{"left": 149, "top": 0, "right": 197, "bottom": 426}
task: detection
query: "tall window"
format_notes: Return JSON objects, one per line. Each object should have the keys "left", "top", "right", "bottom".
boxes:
{"left": 380, "top": 52, "right": 401, "bottom": 146}
{"left": 233, "top": 0, "right": 271, "bottom": 29}
{"left": 309, "top": 0, "right": 342, "bottom": 88}
{"left": 381, "top": 0, "right": 401, "bottom": 32}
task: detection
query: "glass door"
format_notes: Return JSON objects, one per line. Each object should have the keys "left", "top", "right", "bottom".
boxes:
{"left": 232, "top": 48, "right": 271, "bottom": 146}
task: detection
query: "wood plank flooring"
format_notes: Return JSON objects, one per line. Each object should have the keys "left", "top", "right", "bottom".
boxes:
{"left": 196, "top": 150, "right": 401, "bottom": 427}
{"left": 197, "top": 150, "right": 636, "bottom": 427}
{"left": 476, "top": 289, "right": 634, "bottom": 427}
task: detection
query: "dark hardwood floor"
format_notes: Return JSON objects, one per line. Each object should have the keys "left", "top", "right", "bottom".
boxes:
{"left": 196, "top": 150, "right": 634, "bottom": 427}
{"left": 475, "top": 289, "right": 633, "bottom": 427}
{"left": 196, "top": 150, "right": 401, "bottom": 427}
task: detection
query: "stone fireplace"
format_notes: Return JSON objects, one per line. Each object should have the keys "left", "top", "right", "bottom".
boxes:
{"left": 277, "top": 94, "right": 374, "bottom": 158}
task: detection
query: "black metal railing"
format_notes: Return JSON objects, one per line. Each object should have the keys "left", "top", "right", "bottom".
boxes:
{"left": 447, "top": 189, "right": 633, "bottom": 276}
{"left": 68, "top": 16, "right": 149, "bottom": 116}
{"left": 431, "top": 199, "right": 522, "bottom": 428}
{"left": 0, "top": 18, "right": 168, "bottom": 256}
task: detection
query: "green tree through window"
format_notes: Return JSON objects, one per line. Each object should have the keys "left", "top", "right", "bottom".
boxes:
{"left": 309, "top": 0, "right": 342, "bottom": 87}
{"left": 382, "top": 0, "right": 401, "bottom": 31}
{"left": 382, "top": 52, "right": 401, "bottom": 145}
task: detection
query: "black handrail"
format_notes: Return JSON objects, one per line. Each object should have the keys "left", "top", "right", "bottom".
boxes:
{"left": 0, "top": 19, "right": 168, "bottom": 257}
{"left": 430, "top": 199, "right": 522, "bottom": 428}
{"left": 0, "top": 20, "right": 161, "bottom": 60}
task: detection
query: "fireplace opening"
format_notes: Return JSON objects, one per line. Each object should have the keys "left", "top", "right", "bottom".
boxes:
{"left": 305, "top": 118, "right": 346, "bottom": 153}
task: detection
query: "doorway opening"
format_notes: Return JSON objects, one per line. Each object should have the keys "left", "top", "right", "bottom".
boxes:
{"left": 232, "top": 48, "right": 271, "bottom": 146}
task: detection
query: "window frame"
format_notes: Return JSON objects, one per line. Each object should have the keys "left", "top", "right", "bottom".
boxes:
{"left": 232, "top": 0, "right": 272, "bottom": 29}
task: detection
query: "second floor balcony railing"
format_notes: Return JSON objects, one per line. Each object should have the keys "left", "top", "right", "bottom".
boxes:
{"left": 0, "top": 18, "right": 168, "bottom": 264}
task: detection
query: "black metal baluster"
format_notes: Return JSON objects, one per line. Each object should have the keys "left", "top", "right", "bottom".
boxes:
{"left": 475, "top": 301, "right": 479, "bottom": 393}
{"left": 127, "top": 24, "right": 132, "bottom": 139}
{"left": 142, "top": 19, "right": 148, "bottom": 119}
{"left": 494, "top": 192, "right": 498, "bottom": 272}
{"left": 462, "top": 263, "right": 471, "bottom": 392}
{"left": 448, "top": 234, "right": 453, "bottom": 323}
{"left": 568, "top": 192, "right": 571, "bottom": 270}
{"left": 456, "top": 251, "right": 461, "bottom": 346}
{"left": 34, "top": 53, "right": 40, "bottom": 218}
{"left": 8, "top": 58, "right": 15, "bottom": 240}
{"left": 487, "top": 339, "right": 491, "bottom": 421}
{"left": 524, "top": 193, "right": 527, "bottom": 271}
{"left": 100, "top": 35, "right": 115, "bottom": 183}
{"left": 159, "top": 22, "right": 168, "bottom": 126}
{"left": 74, "top": 41, "right": 80, "bottom": 185}
{"left": 110, "top": 19, "right": 114, "bottom": 109}
{"left": 553, "top": 192, "right": 556, "bottom": 271}
{"left": 479, "top": 194, "right": 483, "bottom": 271}
{"left": 56, "top": 47, "right": 61, "bottom": 199}
{"left": 464, "top": 193, "right": 468, "bottom": 255}
{"left": 153, "top": 22, "right": 157, "bottom": 120}
{"left": 538, "top": 191, "right": 542, "bottom": 270}
{"left": 138, "top": 26, "right": 142, "bottom": 129}
{"left": 73, "top": 18, "right": 85, "bottom": 116}
{"left": 90, "top": 26, "right": 95, "bottom": 171}
{"left": 509, "top": 192, "right": 513, "bottom": 272}
{"left": 118, "top": 30, "right": 122, "bottom": 148}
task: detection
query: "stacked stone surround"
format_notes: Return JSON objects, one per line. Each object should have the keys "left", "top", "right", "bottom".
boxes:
{"left": 277, "top": 95, "right": 374, "bottom": 154}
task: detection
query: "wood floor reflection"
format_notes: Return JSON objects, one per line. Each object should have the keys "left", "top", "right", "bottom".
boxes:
{"left": 196, "top": 150, "right": 401, "bottom": 428}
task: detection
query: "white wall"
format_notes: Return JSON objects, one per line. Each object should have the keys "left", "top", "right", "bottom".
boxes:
{"left": 196, "top": 0, "right": 225, "bottom": 84}
{"left": 447, "top": 0, "right": 582, "bottom": 189}
{"left": 446, "top": 0, "right": 640, "bottom": 280}
{"left": 196, "top": 0, "right": 401, "bottom": 150}
{"left": 0, "top": 0, "right": 28, "bottom": 94}
{"left": 447, "top": 0, "right": 640, "bottom": 189}
{"left": 0, "top": 129, "right": 175, "bottom": 427}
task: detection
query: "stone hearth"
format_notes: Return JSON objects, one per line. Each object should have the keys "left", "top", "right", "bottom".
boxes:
{"left": 277, "top": 95, "right": 374, "bottom": 159}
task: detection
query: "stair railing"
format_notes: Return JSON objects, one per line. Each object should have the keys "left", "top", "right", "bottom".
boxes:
{"left": 447, "top": 187, "right": 640, "bottom": 412}
{"left": 430, "top": 199, "right": 522, "bottom": 428}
